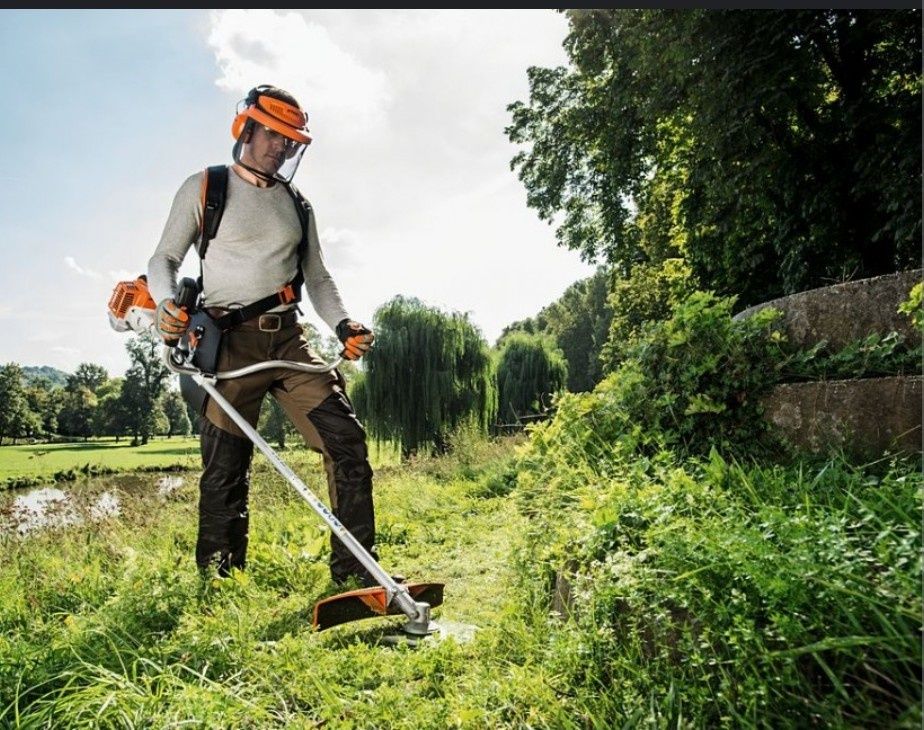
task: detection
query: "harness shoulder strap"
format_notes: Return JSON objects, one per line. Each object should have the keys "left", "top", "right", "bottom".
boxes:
{"left": 283, "top": 182, "right": 311, "bottom": 291}
{"left": 196, "top": 165, "right": 229, "bottom": 260}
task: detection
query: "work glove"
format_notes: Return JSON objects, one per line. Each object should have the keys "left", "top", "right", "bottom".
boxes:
{"left": 155, "top": 298, "right": 190, "bottom": 343}
{"left": 336, "top": 319, "right": 375, "bottom": 360}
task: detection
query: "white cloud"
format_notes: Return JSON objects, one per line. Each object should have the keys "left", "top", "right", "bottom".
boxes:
{"left": 207, "top": 10, "right": 391, "bottom": 137}
{"left": 64, "top": 256, "right": 101, "bottom": 279}
{"left": 319, "top": 226, "right": 362, "bottom": 269}
{"left": 200, "top": 9, "right": 592, "bottom": 350}
{"left": 51, "top": 346, "right": 80, "bottom": 356}
{"left": 108, "top": 269, "right": 135, "bottom": 283}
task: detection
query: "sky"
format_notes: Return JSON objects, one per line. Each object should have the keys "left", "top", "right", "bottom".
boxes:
{"left": 0, "top": 10, "right": 595, "bottom": 377}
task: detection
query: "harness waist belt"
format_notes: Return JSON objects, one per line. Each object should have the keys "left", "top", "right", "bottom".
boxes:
{"left": 205, "top": 307, "right": 299, "bottom": 331}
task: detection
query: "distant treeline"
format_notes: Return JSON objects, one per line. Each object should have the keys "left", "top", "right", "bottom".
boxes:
{"left": 0, "top": 336, "right": 191, "bottom": 447}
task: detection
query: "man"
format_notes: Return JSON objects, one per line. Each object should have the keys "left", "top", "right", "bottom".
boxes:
{"left": 147, "top": 84, "right": 390, "bottom": 588}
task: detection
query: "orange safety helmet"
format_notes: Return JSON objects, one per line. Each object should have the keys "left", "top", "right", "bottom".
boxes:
{"left": 232, "top": 85, "right": 312, "bottom": 145}
{"left": 231, "top": 85, "right": 312, "bottom": 183}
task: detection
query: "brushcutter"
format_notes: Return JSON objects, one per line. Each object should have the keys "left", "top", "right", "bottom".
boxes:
{"left": 107, "top": 275, "right": 443, "bottom": 636}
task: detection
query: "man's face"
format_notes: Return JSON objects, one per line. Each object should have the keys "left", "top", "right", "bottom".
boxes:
{"left": 242, "top": 124, "right": 298, "bottom": 175}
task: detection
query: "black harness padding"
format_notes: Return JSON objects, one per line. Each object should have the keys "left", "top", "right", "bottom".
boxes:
{"left": 197, "top": 165, "right": 228, "bottom": 261}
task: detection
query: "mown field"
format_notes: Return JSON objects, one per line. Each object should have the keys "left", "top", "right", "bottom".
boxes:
{"left": 0, "top": 437, "right": 403, "bottom": 492}
{"left": 0, "top": 438, "right": 201, "bottom": 482}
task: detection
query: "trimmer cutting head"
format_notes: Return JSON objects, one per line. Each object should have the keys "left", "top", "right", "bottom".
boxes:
{"left": 312, "top": 582, "right": 444, "bottom": 633}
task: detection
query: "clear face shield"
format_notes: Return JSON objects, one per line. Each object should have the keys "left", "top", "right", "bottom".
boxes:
{"left": 234, "top": 122, "right": 309, "bottom": 184}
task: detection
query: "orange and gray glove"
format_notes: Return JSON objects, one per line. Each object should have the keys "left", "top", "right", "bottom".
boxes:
{"left": 336, "top": 319, "right": 375, "bottom": 360}
{"left": 155, "top": 298, "right": 190, "bottom": 344}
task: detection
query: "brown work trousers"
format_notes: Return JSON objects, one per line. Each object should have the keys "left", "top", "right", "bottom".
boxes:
{"left": 195, "top": 317, "right": 376, "bottom": 582}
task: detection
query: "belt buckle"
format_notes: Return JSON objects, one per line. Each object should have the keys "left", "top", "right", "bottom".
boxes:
{"left": 259, "top": 314, "right": 282, "bottom": 332}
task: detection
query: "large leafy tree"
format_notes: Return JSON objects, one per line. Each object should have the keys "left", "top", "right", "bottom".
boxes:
{"left": 65, "top": 363, "right": 109, "bottom": 394}
{"left": 0, "top": 363, "right": 37, "bottom": 445}
{"left": 118, "top": 331, "right": 171, "bottom": 445}
{"left": 58, "top": 386, "right": 96, "bottom": 441}
{"left": 94, "top": 379, "right": 129, "bottom": 440}
{"left": 258, "top": 398, "right": 293, "bottom": 450}
{"left": 58, "top": 363, "right": 111, "bottom": 439}
{"left": 24, "top": 376, "right": 60, "bottom": 438}
{"left": 161, "top": 389, "right": 191, "bottom": 437}
{"left": 355, "top": 296, "right": 496, "bottom": 457}
{"left": 507, "top": 9, "right": 921, "bottom": 308}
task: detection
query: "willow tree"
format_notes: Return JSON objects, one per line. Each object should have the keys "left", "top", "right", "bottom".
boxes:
{"left": 499, "top": 267, "right": 612, "bottom": 392}
{"left": 356, "top": 296, "right": 496, "bottom": 457}
{"left": 495, "top": 332, "right": 568, "bottom": 424}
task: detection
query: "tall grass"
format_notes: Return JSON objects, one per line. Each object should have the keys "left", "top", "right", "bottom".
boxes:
{"left": 2, "top": 424, "right": 919, "bottom": 727}
{"left": 513, "top": 411, "right": 923, "bottom": 727}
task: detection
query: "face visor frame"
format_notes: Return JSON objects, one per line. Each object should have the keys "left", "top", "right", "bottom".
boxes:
{"left": 231, "top": 94, "right": 312, "bottom": 183}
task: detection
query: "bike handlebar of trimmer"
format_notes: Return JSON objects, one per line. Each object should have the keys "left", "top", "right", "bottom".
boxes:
{"left": 163, "top": 346, "right": 342, "bottom": 380}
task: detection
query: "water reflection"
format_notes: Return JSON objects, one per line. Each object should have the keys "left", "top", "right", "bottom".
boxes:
{"left": 0, "top": 474, "right": 188, "bottom": 536}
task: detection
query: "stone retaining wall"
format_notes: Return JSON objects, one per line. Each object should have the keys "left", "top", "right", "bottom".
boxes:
{"left": 735, "top": 269, "right": 921, "bottom": 350}
{"left": 736, "top": 270, "right": 922, "bottom": 456}
{"left": 762, "top": 376, "right": 921, "bottom": 456}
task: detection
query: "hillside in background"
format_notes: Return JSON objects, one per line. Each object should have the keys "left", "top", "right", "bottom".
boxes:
{"left": 21, "top": 365, "right": 69, "bottom": 387}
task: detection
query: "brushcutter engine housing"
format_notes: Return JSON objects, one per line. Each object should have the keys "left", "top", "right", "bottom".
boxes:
{"left": 107, "top": 276, "right": 199, "bottom": 337}
{"left": 107, "top": 276, "right": 157, "bottom": 334}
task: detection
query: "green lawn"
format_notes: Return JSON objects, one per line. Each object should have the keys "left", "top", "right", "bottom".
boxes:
{"left": 0, "top": 436, "right": 401, "bottom": 485}
{"left": 0, "top": 437, "right": 201, "bottom": 480}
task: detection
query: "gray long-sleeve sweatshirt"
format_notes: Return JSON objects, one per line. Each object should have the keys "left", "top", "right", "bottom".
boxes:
{"left": 147, "top": 168, "right": 349, "bottom": 331}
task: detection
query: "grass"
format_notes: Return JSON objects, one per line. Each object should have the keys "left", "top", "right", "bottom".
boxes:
{"left": 0, "top": 438, "right": 201, "bottom": 481}
{"left": 0, "top": 436, "right": 556, "bottom": 728}
{"left": 0, "top": 427, "right": 919, "bottom": 728}
{"left": 512, "top": 413, "right": 923, "bottom": 727}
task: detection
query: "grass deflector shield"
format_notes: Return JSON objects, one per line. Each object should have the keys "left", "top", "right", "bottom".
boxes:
{"left": 313, "top": 583, "right": 445, "bottom": 632}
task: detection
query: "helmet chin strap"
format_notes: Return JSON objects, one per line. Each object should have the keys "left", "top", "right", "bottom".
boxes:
{"left": 236, "top": 159, "right": 279, "bottom": 183}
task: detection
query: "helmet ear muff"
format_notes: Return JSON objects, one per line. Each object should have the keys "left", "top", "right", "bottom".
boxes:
{"left": 245, "top": 85, "right": 267, "bottom": 107}
{"left": 231, "top": 111, "right": 247, "bottom": 141}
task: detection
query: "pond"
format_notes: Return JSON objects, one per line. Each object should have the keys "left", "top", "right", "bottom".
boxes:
{"left": 0, "top": 473, "right": 189, "bottom": 536}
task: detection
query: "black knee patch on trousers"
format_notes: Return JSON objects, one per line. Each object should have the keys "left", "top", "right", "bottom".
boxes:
{"left": 307, "top": 392, "right": 376, "bottom": 582}
{"left": 197, "top": 417, "right": 254, "bottom": 575}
